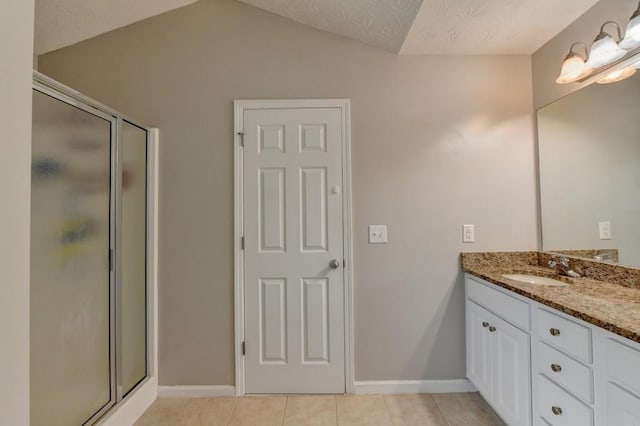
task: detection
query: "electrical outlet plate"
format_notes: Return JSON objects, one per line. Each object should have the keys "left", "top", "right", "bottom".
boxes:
{"left": 368, "top": 225, "right": 388, "bottom": 244}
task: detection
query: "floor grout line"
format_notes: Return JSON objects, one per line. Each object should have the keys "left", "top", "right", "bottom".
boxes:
{"left": 431, "top": 394, "right": 453, "bottom": 426}
{"left": 224, "top": 396, "right": 240, "bottom": 426}
{"left": 381, "top": 393, "right": 394, "bottom": 424}
{"left": 281, "top": 396, "right": 288, "bottom": 426}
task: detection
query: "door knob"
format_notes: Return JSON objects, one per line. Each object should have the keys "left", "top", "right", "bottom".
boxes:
{"left": 329, "top": 259, "right": 340, "bottom": 269}
{"left": 549, "top": 328, "right": 561, "bottom": 336}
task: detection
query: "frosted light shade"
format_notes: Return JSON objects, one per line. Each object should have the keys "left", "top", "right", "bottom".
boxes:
{"left": 586, "top": 34, "right": 627, "bottom": 68}
{"left": 556, "top": 54, "right": 592, "bottom": 84}
{"left": 620, "top": 14, "right": 640, "bottom": 49}
{"left": 597, "top": 67, "right": 636, "bottom": 84}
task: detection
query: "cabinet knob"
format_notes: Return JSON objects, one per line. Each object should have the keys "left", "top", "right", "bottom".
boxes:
{"left": 551, "top": 406, "right": 563, "bottom": 416}
{"left": 549, "top": 328, "right": 561, "bottom": 336}
{"left": 551, "top": 363, "right": 562, "bottom": 373}
{"left": 489, "top": 326, "right": 496, "bottom": 332}
{"left": 482, "top": 321, "right": 490, "bottom": 328}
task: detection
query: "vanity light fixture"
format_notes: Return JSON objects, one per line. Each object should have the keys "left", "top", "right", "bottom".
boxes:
{"left": 585, "top": 21, "right": 627, "bottom": 69}
{"left": 556, "top": 42, "right": 593, "bottom": 84}
{"left": 620, "top": 1, "right": 640, "bottom": 49}
{"left": 597, "top": 66, "right": 636, "bottom": 84}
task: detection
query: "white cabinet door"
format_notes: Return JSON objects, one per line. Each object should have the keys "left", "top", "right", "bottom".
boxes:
{"left": 489, "top": 313, "right": 531, "bottom": 426}
{"left": 607, "top": 383, "right": 640, "bottom": 426}
{"left": 467, "top": 301, "right": 493, "bottom": 399}
{"left": 492, "top": 314, "right": 531, "bottom": 426}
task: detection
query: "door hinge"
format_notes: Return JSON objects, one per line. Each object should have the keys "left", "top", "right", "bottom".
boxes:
{"left": 241, "top": 236, "right": 245, "bottom": 250}
{"left": 343, "top": 259, "right": 346, "bottom": 268}
{"left": 109, "top": 248, "right": 114, "bottom": 272}
{"left": 242, "top": 341, "right": 246, "bottom": 356}
{"left": 237, "top": 132, "right": 244, "bottom": 147}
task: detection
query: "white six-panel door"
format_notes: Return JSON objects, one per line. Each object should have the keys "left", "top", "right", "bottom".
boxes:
{"left": 243, "top": 107, "right": 345, "bottom": 393}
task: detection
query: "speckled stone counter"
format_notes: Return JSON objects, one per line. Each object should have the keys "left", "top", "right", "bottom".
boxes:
{"left": 461, "top": 251, "right": 640, "bottom": 343}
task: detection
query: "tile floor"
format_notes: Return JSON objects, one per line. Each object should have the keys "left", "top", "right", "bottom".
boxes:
{"left": 134, "top": 392, "right": 504, "bottom": 425}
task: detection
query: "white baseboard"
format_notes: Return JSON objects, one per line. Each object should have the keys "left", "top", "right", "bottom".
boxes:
{"left": 354, "top": 379, "right": 477, "bottom": 394}
{"left": 158, "top": 385, "right": 236, "bottom": 398}
{"left": 98, "top": 377, "right": 158, "bottom": 426}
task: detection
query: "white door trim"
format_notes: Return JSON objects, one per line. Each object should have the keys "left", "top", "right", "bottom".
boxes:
{"left": 233, "top": 99, "right": 354, "bottom": 396}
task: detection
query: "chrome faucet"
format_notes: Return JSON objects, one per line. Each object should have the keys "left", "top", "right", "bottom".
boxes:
{"left": 548, "top": 256, "right": 581, "bottom": 278}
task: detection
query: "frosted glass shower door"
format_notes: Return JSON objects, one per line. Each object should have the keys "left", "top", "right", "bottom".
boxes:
{"left": 30, "top": 90, "right": 114, "bottom": 425}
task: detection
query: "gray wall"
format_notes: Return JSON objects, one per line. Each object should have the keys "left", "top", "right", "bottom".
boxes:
{"left": 39, "top": 0, "right": 538, "bottom": 386}
{"left": 1, "top": 0, "right": 34, "bottom": 423}
{"left": 532, "top": 0, "right": 638, "bottom": 109}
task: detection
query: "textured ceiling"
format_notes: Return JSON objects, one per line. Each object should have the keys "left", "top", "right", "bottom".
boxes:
{"left": 34, "top": 0, "right": 602, "bottom": 56}
{"left": 401, "top": 0, "right": 600, "bottom": 55}
{"left": 34, "top": 0, "right": 199, "bottom": 54}
{"left": 235, "top": 0, "right": 423, "bottom": 52}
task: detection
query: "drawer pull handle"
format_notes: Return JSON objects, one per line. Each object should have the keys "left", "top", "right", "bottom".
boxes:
{"left": 482, "top": 321, "right": 489, "bottom": 328}
{"left": 551, "top": 364, "right": 562, "bottom": 373}
{"left": 551, "top": 406, "right": 563, "bottom": 416}
{"left": 489, "top": 326, "right": 496, "bottom": 332}
{"left": 549, "top": 328, "right": 561, "bottom": 336}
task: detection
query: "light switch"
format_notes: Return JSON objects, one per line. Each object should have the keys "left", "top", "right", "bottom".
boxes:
{"left": 599, "top": 221, "right": 611, "bottom": 240}
{"left": 463, "top": 224, "right": 475, "bottom": 243}
{"left": 368, "top": 225, "right": 388, "bottom": 244}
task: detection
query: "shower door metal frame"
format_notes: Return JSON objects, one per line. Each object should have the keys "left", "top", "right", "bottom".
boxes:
{"left": 32, "top": 72, "right": 152, "bottom": 425}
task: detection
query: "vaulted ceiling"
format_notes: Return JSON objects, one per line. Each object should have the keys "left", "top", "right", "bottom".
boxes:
{"left": 34, "top": 0, "right": 600, "bottom": 56}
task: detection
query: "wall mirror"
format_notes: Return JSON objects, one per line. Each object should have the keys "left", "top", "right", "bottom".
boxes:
{"left": 537, "top": 60, "right": 640, "bottom": 268}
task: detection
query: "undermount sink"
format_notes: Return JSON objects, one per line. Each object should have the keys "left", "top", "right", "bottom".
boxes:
{"left": 501, "top": 274, "right": 569, "bottom": 287}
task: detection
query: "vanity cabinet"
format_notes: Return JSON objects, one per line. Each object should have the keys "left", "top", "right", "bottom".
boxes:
{"left": 466, "top": 295, "right": 531, "bottom": 425}
{"left": 465, "top": 274, "right": 640, "bottom": 426}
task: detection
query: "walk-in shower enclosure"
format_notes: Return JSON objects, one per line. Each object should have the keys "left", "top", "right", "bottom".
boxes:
{"left": 31, "top": 72, "right": 151, "bottom": 425}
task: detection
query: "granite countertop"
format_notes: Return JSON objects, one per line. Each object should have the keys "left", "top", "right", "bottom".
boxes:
{"left": 461, "top": 252, "right": 640, "bottom": 343}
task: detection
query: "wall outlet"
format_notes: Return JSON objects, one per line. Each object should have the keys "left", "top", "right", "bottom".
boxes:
{"left": 368, "top": 225, "right": 388, "bottom": 244}
{"left": 599, "top": 221, "right": 611, "bottom": 240}
{"left": 463, "top": 224, "right": 475, "bottom": 243}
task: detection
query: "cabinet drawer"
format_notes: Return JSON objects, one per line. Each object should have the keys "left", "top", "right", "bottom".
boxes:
{"left": 536, "top": 308, "right": 592, "bottom": 363}
{"left": 538, "top": 375, "right": 593, "bottom": 426}
{"left": 607, "top": 339, "right": 640, "bottom": 397}
{"left": 538, "top": 342, "right": 593, "bottom": 403}
{"left": 467, "top": 277, "right": 530, "bottom": 330}
{"left": 607, "top": 382, "right": 640, "bottom": 425}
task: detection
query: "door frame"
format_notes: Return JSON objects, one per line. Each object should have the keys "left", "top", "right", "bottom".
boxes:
{"left": 233, "top": 99, "right": 354, "bottom": 396}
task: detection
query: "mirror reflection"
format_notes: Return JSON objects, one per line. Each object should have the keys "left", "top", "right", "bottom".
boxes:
{"left": 537, "top": 70, "right": 640, "bottom": 267}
